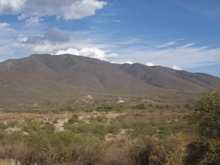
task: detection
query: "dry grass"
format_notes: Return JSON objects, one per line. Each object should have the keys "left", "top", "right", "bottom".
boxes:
{"left": 0, "top": 159, "right": 11, "bottom": 165}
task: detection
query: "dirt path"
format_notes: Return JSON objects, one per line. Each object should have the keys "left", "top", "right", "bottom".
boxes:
{"left": 54, "top": 118, "right": 69, "bottom": 132}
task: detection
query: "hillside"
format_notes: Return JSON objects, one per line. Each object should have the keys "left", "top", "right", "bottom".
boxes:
{"left": 119, "top": 63, "right": 220, "bottom": 91}
{"left": 0, "top": 54, "right": 219, "bottom": 109}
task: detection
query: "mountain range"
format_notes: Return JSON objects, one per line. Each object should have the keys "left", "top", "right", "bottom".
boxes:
{"left": 0, "top": 54, "right": 219, "bottom": 109}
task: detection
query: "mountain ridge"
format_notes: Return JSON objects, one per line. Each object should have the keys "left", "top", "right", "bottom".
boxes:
{"left": 0, "top": 54, "right": 219, "bottom": 108}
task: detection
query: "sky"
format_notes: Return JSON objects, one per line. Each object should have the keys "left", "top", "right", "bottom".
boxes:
{"left": 0, "top": 0, "right": 220, "bottom": 77}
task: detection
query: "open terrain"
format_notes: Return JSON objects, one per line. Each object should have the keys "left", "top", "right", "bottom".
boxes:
{"left": 0, "top": 54, "right": 219, "bottom": 164}
{"left": 0, "top": 54, "right": 219, "bottom": 111}
{"left": 0, "top": 102, "right": 193, "bottom": 165}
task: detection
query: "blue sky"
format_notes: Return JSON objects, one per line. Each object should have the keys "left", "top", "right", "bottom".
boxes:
{"left": 0, "top": 0, "right": 220, "bottom": 77}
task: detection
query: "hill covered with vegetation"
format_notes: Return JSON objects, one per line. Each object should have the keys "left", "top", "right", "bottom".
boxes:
{"left": 0, "top": 54, "right": 219, "bottom": 111}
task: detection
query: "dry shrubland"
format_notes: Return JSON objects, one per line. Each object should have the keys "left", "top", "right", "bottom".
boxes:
{"left": 0, "top": 88, "right": 219, "bottom": 165}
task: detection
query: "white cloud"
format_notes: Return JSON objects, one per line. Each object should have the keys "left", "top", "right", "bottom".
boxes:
{"left": 0, "top": 22, "right": 14, "bottom": 33}
{"left": 0, "top": 45, "right": 12, "bottom": 54}
{"left": 26, "top": 16, "right": 43, "bottom": 25}
{"left": 172, "top": 65, "right": 182, "bottom": 70}
{"left": 178, "top": 43, "right": 195, "bottom": 48}
{"left": 145, "top": 62, "right": 154, "bottom": 66}
{"left": 0, "top": 0, "right": 107, "bottom": 20}
{"left": 0, "top": 0, "right": 24, "bottom": 14}
{"left": 113, "top": 20, "right": 121, "bottom": 22}
{"left": 21, "top": 27, "right": 71, "bottom": 44}
{"left": 9, "top": 28, "right": 220, "bottom": 72}
{"left": 115, "top": 40, "right": 220, "bottom": 70}
{"left": 158, "top": 38, "right": 185, "bottom": 48}
{"left": 146, "top": 46, "right": 220, "bottom": 69}
{"left": 112, "top": 60, "right": 133, "bottom": 64}
{"left": 79, "top": 47, "right": 118, "bottom": 60}
{"left": 158, "top": 41, "right": 176, "bottom": 48}
{"left": 55, "top": 47, "right": 118, "bottom": 61}
{"left": 56, "top": 48, "right": 79, "bottom": 55}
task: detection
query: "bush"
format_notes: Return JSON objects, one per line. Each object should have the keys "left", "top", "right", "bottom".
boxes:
{"left": 107, "top": 125, "right": 120, "bottom": 135}
{"left": 42, "top": 123, "right": 55, "bottom": 134}
{"left": 185, "top": 88, "right": 220, "bottom": 164}
{"left": 68, "top": 114, "right": 79, "bottom": 123}
{"left": 24, "top": 132, "right": 75, "bottom": 164}
{"left": 23, "top": 123, "right": 40, "bottom": 133}
{"left": 186, "top": 88, "right": 220, "bottom": 139}
{"left": 0, "top": 123, "right": 8, "bottom": 131}
{"left": 95, "top": 115, "right": 108, "bottom": 123}
{"left": 132, "top": 104, "right": 146, "bottom": 110}
{"left": 24, "top": 132, "right": 104, "bottom": 164}
{"left": 130, "top": 122, "right": 156, "bottom": 137}
{"left": 96, "top": 106, "right": 113, "bottom": 112}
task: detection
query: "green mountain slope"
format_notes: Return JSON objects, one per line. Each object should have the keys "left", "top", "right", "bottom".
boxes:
{"left": 0, "top": 54, "right": 219, "bottom": 109}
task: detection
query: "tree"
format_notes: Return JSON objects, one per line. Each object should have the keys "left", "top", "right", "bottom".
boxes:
{"left": 185, "top": 87, "right": 220, "bottom": 165}
{"left": 187, "top": 87, "right": 220, "bottom": 139}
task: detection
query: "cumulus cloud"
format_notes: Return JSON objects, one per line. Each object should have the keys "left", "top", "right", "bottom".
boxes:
{"left": 145, "top": 62, "right": 155, "bottom": 66}
{"left": 45, "top": 28, "right": 71, "bottom": 43}
{"left": 56, "top": 48, "right": 80, "bottom": 55}
{"left": 112, "top": 61, "right": 133, "bottom": 64}
{"left": 80, "top": 47, "right": 118, "bottom": 60}
{"left": 26, "top": 16, "right": 43, "bottom": 25}
{"left": 22, "top": 27, "right": 71, "bottom": 44}
{"left": 55, "top": 47, "right": 118, "bottom": 60}
{"left": 0, "top": 0, "right": 107, "bottom": 20}
{"left": 172, "top": 65, "right": 182, "bottom": 70}
{"left": 0, "top": 22, "right": 14, "bottom": 33}
{"left": 0, "top": 45, "right": 13, "bottom": 55}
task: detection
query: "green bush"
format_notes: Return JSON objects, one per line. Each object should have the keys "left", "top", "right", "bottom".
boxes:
{"left": 96, "top": 106, "right": 113, "bottom": 112}
{"left": 68, "top": 114, "right": 79, "bottom": 123}
{"left": 24, "top": 132, "right": 75, "bottom": 164}
{"left": 81, "top": 108, "right": 95, "bottom": 112}
{"left": 23, "top": 123, "right": 40, "bottom": 133}
{"left": 91, "top": 124, "right": 108, "bottom": 138}
{"left": 185, "top": 88, "right": 220, "bottom": 164}
{"left": 187, "top": 88, "right": 220, "bottom": 139}
{"left": 42, "top": 123, "right": 55, "bottom": 134}
{"left": 130, "top": 122, "right": 156, "bottom": 137}
{"left": 0, "top": 123, "right": 8, "bottom": 131}
{"left": 132, "top": 104, "right": 146, "bottom": 110}
{"left": 95, "top": 115, "right": 108, "bottom": 123}
{"left": 108, "top": 125, "right": 120, "bottom": 135}
{"left": 65, "top": 106, "right": 79, "bottom": 112}
{"left": 76, "top": 124, "right": 89, "bottom": 133}
{"left": 24, "top": 132, "right": 104, "bottom": 164}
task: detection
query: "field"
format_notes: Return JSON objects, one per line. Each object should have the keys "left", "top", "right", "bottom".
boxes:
{"left": 0, "top": 98, "right": 196, "bottom": 165}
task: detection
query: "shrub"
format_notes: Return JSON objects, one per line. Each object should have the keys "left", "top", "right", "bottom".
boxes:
{"left": 24, "top": 132, "right": 105, "bottom": 164}
{"left": 132, "top": 104, "right": 146, "bottom": 110}
{"left": 185, "top": 88, "right": 220, "bottom": 164}
{"left": 95, "top": 115, "right": 108, "bottom": 123}
{"left": 24, "top": 132, "right": 75, "bottom": 164}
{"left": 96, "top": 106, "right": 113, "bottom": 112}
{"left": 23, "top": 123, "right": 40, "bottom": 133}
{"left": 68, "top": 114, "right": 79, "bottom": 123}
{"left": 0, "top": 123, "right": 8, "bottom": 131}
{"left": 91, "top": 124, "right": 108, "bottom": 138}
{"left": 130, "top": 122, "right": 156, "bottom": 137}
{"left": 107, "top": 125, "right": 120, "bottom": 135}
{"left": 42, "top": 123, "right": 55, "bottom": 134}
{"left": 186, "top": 88, "right": 220, "bottom": 139}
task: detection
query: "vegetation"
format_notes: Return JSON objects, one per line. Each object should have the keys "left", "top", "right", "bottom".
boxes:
{"left": 185, "top": 87, "right": 220, "bottom": 165}
{"left": 0, "top": 88, "right": 219, "bottom": 164}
